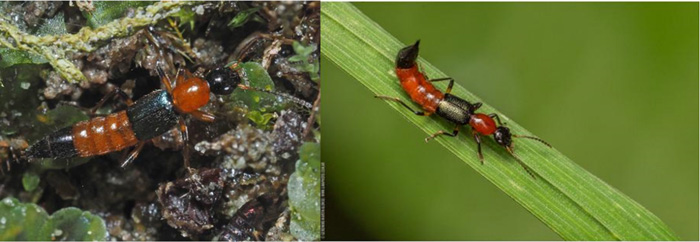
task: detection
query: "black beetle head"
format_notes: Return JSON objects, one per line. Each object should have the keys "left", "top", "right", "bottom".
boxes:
{"left": 396, "top": 40, "right": 420, "bottom": 69}
{"left": 205, "top": 67, "right": 240, "bottom": 95}
{"left": 493, "top": 126, "right": 513, "bottom": 148}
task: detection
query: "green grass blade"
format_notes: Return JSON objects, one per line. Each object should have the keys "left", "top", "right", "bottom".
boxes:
{"left": 321, "top": 2, "right": 679, "bottom": 241}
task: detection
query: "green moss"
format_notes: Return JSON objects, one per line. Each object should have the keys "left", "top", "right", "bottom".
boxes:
{"left": 228, "top": 7, "right": 260, "bottom": 29}
{"left": 0, "top": 197, "right": 48, "bottom": 240}
{"left": 84, "top": 1, "right": 154, "bottom": 28}
{"left": 0, "top": 64, "right": 45, "bottom": 134}
{"left": 247, "top": 110, "right": 275, "bottom": 130}
{"left": 0, "top": 197, "right": 107, "bottom": 241}
{"left": 36, "top": 12, "right": 67, "bottom": 36}
{"left": 225, "top": 62, "right": 293, "bottom": 127}
{"left": 289, "top": 41, "right": 319, "bottom": 81}
{"left": 0, "top": 49, "right": 47, "bottom": 68}
{"left": 287, "top": 142, "right": 320, "bottom": 240}
{"left": 39, "top": 207, "right": 107, "bottom": 241}
{"left": 230, "top": 62, "right": 279, "bottom": 110}
{"left": 0, "top": 1, "right": 202, "bottom": 83}
{"left": 171, "top": 7, "right": 197, "bottom": 31}
{"left": 21, "top": 171, "right": 40, "bottom": 192}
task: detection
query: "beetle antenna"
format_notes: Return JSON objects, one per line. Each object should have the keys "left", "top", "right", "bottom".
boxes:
{"left": 513, "top": 135, "right": 551, "bottom": 148}
{"left": 505, "top": 146, "right": 536, "bottom": 179}
{"left": 237, "top": 84, "right": 313, "bottom": 109}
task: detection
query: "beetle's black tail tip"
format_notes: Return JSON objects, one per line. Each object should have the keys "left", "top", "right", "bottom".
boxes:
{"left": 24, "top": 127, "right": 79, "bottom": 161}
{"left": 25, "top": 140, "right": 48, "bottom": 160}
{"left": 396, "top": 40, "right": 421, "bottom": 69}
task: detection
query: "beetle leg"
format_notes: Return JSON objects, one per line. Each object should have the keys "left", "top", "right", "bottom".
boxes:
{"left": 425, "top": 125, "right": 460, "bottom": 142}
{"left": 58, "top": 101, "right": 93, "bottom": 115}
{"left": 428, "top": 77, "right": 454, "bottom": 94}
{"left": 59, "top": 88, "right": 133, "bottom": 117}
{"left": 488, "top": 113, "right": 504, "bottom": 126}
{"left": 190, "top": 110, "right": 216, "bottom": 122}
{"left": 120, "top": 142, "right": 145, "bottom": 168}
{"left": 375, "top": 95, "right": 430, "bottom": 116}
{"left": 175, "top": 67, "right": 186, "bottom": 86}
{"left": 89, "top": 88, "right": 133, "bottom": 115}
{"left": 156, "top": 66, "right": 173, "bottom": 94}
{"left": 471, "top": 129, "right": 484, "bottom": 164}
{"left": 178, "top": 118, "right": 190, "bottom": 168}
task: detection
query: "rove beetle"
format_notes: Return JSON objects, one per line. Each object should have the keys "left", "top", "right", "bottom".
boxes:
{"left": 375, "top": 40, "right": 550, "bottom": 178}
{"left": 25, "top": 63, "right": 309, "bottom": 168}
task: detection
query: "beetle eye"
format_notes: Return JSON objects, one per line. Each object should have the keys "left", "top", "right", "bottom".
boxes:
{"left": 205, "top": 67, "right": 240, "bottom": 95}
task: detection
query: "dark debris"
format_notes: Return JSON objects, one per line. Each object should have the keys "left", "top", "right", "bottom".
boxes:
{"left": 216, "top": 193, "right": 286, "bottom": 241}
{"left": 157, "top": 168, "right": 223, "bottom": 237}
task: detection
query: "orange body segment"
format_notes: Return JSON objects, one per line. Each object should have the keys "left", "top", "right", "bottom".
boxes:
{"left": 89, "top": 117, "right": 109, "bottom": 154}
{"left": 396, "top": 65, "right": 444, "bottom": 113}
{"left": 172, "top": 77, "right": 211, "bottom": 113}
{"left": 72, "top": 111, "right": 138, "bottom": 157}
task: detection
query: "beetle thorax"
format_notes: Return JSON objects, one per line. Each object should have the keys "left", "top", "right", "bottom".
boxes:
{"left": 470, "top": 113, "right": 497, "bottom": 135}
{"left": 172, "top": 77, "right": 211, "bottom": 113}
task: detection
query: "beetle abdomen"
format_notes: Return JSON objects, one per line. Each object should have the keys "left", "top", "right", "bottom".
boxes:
{"left": 396, "top": 65, "right": 444, "bottom": 113}
{"left": 72, "top": 111, "right": 139, "bottom": 157}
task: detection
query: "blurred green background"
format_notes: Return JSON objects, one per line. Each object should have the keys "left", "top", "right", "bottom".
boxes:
{"left": 323, "top": 2, "right": 698, "bottom": 240}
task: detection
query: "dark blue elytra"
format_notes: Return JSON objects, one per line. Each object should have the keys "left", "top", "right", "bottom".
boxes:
{"left": 126, "top": 90, "right": 180, "bottom": 141}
